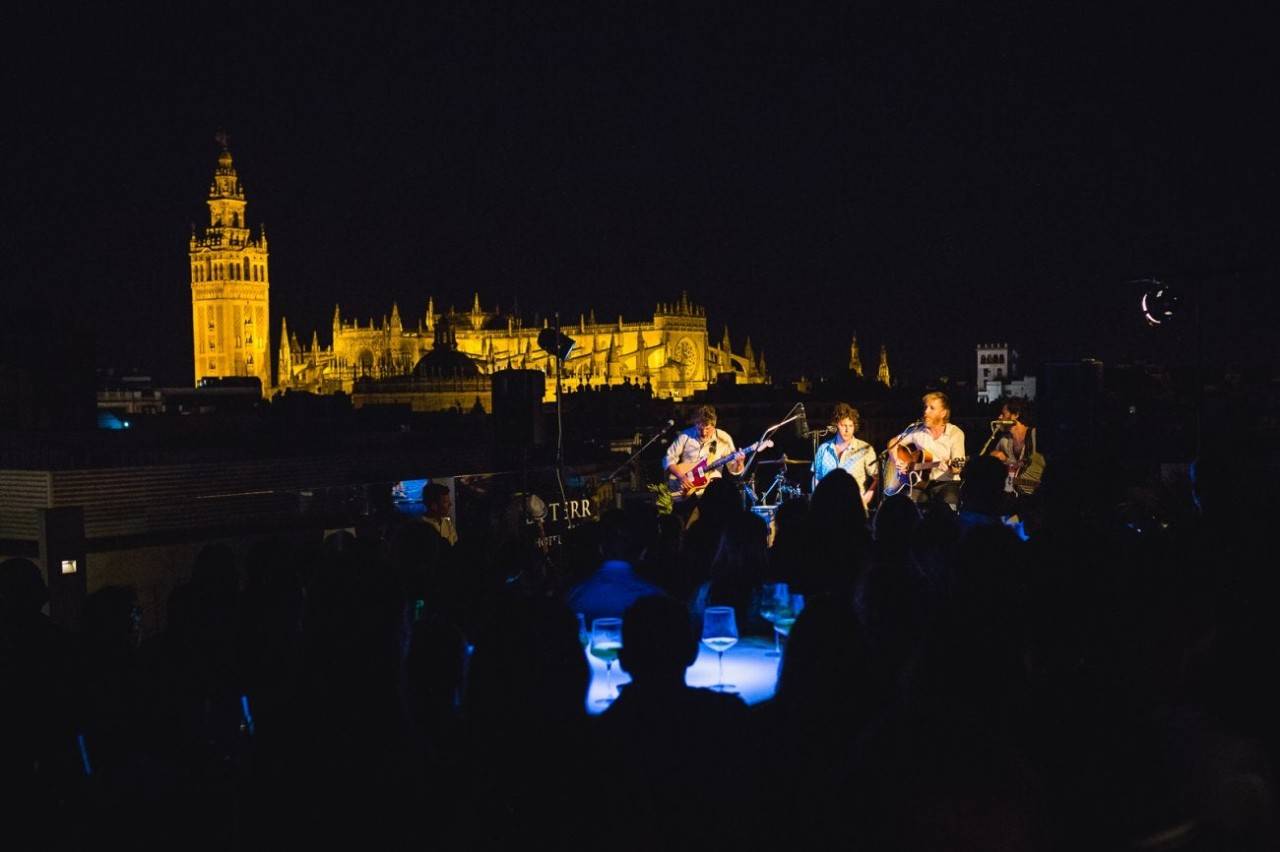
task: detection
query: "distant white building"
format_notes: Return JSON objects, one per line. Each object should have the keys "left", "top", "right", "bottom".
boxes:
{"left": 975, "top": 342, "right": 1036, "bottom": 403}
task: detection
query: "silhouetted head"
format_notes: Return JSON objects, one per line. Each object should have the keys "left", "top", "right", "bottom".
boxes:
{"left": 598, "top": 507, "right": 655, "bottom": 564}
{"left": 696, "top": 477, "right": 743, "bottom": 526}
{"left": 872, "top": 492, "right": 919, "bottom": 547}
{"left": 619, "top": 595, "right": 697, "bottom": 683}
{"left": 810, "top": 469, "right": 869, "bottom": 535}
{"left": 0, "top": 557, "right": 48, "bottom": 616}
{"left": 423, "top": 482, "right": 451, "bottom": 518}
{"left": 960, "top": 455, "right": 1007, "bottom": 515}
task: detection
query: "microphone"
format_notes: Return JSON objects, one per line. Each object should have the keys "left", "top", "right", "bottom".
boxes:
{"left": 991, "top": 419, "right": 1017, "bottom": 428}
{"left": 658, "top": 418, "right": 676, "bottom": 433}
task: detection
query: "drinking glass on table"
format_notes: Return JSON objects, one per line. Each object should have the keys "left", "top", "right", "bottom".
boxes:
{"left": 590, "top": 617, "right": 623, "bottom": 705}
{"left": 759, "top": 583, "right": 789, "bottom": 657}
{"left": 773, "top": 592, "right": 805, "bottom": 646}
{"left": 701, "top": 606, "right": 739, "bottom": 692}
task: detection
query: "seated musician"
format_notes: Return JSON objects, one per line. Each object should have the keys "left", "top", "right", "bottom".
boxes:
{"left": 664, "top": 405, "right": 745, "bottom": 505}
{"left": 887, "top": 391, "right": 966, "bottom": 500}
{"left": 986, "top": 397, "right": 1043, "bottom": 495}
{"left": 811, "top": 402, "right": 879, "bottom": 507}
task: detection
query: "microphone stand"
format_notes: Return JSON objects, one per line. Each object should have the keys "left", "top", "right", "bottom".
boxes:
{"left": 978, "top": 422, "right": 1004, "bottom": 458}
{"left": 740, "top": 404, "right": 803, "bottom": 483}
{"left": 605, "top": 422, "right": 673, "bottom": 487}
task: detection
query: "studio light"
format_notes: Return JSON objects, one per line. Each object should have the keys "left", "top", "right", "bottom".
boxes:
{"left": 537, "top": 327, "right": 577, "bottom": 361}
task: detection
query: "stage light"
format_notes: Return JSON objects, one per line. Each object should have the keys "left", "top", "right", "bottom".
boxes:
{"left": 537, "top": 327, "right": 577, "bottom": 361}
{"left": 1139, "top": 280, "right": 1180, "bottom": 327}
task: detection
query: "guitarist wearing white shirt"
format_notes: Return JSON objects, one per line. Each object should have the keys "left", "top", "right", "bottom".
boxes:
{"left": 885, "top": 391, "right": 966, "bottom": 501}
{"left": 664, "top": 405, "right": 745, "bottom": 503}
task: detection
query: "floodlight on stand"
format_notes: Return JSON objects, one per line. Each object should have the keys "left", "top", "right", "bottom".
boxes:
{"left": 538, "top": 328, "right": 577, "bottom": 361}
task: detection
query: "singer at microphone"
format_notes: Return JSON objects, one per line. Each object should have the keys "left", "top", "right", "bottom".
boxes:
{"left": 984, "top": 398, "right": 1043, "bottom": 496}
{"left": 811, "top": 402, "right": 879, "bottom": 507}
{"left": 885, "top": 391, "right": 966, "bottom": 500}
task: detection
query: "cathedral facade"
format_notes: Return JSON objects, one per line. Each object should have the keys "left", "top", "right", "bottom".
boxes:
{"left": 190, "top": 143, "right": 768, "bottom": 406}
{"left": 277, "top": 292, "right": 768, "bottom": 406}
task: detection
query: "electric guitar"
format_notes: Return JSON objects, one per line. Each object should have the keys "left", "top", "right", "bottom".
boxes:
{"left": 667, "top": 439, "right": 774, "bottom": 500}
{"left": 882, "top": 443, "right": 967, "bottom": 497}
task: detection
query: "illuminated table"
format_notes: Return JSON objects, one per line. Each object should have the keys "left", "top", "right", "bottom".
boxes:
{"left": 584, "top": 635, "right": 781, "bottom": 714}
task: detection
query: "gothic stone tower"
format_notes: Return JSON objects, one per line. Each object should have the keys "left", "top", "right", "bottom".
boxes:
{"left": 190, "top": 137, "right": 270, "bottom": 391}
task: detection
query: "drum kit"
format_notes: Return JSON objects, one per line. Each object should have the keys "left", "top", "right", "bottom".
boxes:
{"left": 745, "top": 454, "right": 810, "bottom": 524}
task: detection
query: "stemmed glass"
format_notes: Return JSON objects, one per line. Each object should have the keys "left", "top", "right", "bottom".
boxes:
{"left": 589, "top": 617, "right": 623, "bottom": 705}
{"left": 773, "top": 592, "right": 805, "bottom": 648}
{"left": 701, "top": 606, "right": 739, "bottom": 692}
{"left": 759, "top": 583, "right": 789, "bottom": 657}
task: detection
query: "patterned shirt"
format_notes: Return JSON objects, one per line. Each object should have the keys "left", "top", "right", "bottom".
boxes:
{"left": 812, "top": 436, "right": 879, "bottom": 491}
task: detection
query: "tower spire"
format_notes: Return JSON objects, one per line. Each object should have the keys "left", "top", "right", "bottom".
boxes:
{"left": 190, "top": 134, "right": 270, "bottom": 393}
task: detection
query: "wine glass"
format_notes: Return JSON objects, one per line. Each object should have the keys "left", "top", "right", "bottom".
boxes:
{"left": 701, "top": 606, "right": 739, "bottom": 692}
{"left": 773, "top": 592, "right": 805, "bottom": 646}
{"left": 589, "top": 617, "right": 623, "bottom": 705}
{"left": 758, "top": 583, "right": 788, "bottom": 657}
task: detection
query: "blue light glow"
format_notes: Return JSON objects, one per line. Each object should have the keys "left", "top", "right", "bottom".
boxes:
{"left": 584, "top": 635, "right": 780, "bottom": 714}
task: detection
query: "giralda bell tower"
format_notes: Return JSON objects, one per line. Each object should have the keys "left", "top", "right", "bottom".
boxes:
{"left": 190, "top": 134, "right": 271, "bottom": 391}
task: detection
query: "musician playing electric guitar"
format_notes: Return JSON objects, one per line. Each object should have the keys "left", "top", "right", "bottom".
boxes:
{"left": 885, "top": 391, "right": 966, "bottom": 501}
{"left": 664, "top": 405, "right": 745, "bottom": 506}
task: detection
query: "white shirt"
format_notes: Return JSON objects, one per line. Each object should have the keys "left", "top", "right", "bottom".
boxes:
{"left": 664, "top": 427, "right": 737, "bottom": 481}
{"left": 898, "top": 422, "right": 966, "bottom": 482}
{"left": 423, "top": 514, "right": 458, "bottom": 545}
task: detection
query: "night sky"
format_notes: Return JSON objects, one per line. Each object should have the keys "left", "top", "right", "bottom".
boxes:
{"left": 6, "top": 3, "right": 1278, "bottom": 387}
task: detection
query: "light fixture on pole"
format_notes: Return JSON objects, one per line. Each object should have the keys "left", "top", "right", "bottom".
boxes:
{"left": 538, "top": 315, "right": 578, "bottom": 525}
{"left": 1133, "top": 275, "right": 1203, "bottom": 457}
{"left": 537, "top": 326, "right": 577, "bottom": 361}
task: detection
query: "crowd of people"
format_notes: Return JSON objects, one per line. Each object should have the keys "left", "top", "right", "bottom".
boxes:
{"left": 2, "top": 413, "right": 1277, "bottom": 850}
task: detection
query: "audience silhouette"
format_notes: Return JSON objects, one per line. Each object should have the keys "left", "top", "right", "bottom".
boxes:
{"left": 6, "top": 439, "right": 1278, "bottom": 851}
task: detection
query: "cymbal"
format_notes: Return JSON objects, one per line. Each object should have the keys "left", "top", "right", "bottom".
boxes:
{"left": 758, "top": 455, "right": 811, "bottom": 465}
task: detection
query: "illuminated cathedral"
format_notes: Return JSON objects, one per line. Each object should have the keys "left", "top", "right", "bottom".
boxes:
{"left": 276, "top": 292, "right": 768, "bottom": 406}
{"left": 190, "top": 141, "right": 769, "bottom": 407}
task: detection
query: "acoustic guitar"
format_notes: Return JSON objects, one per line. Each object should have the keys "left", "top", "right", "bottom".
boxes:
{"left": 1006, "top": 451, "right": 1046, "bottom": 496}
{"left": 882, "top": 442, "right": 967, "bottom": 497}
{"left": 667, "top": 439, "right": 774, "bottom": 500}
